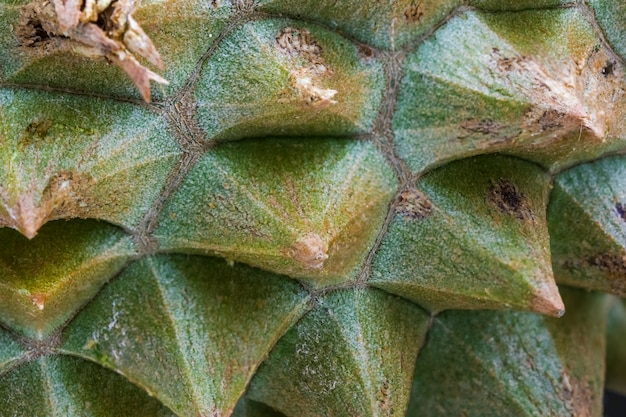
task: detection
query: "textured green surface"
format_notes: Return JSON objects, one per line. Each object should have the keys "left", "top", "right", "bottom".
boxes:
{"left": 0, "top": 89, "right": 180, "bottom": 237}
{"left": 371, "top": 155, "right": 561, "bottom": 316}
{"left": 0, "top": 1, "right": 625, "bottom": 416}
{"left": 195, "top": 19, "right": 385, "bottom": 141}
{"left": 470, "top": 0, "right": 572, "bottom": 10}
{"left": 0, "top": 220, "right": 135, "bottom": 339}
{"left": 247, "top": 289, "right": 429, "bottom": 417}
{"left": 0, "top": 325, "right": 25, "bottom": 371}
{"left": 393, "top": 8, "right": 626, "bottom": 174}
{"left": 133, "top": 0, "right": 234, "bottom": 100}
{"left": 407, "top": 287, "right": 609, "bottom": 417}
{"left": 0, "top": 356, "right": 176, "bottom": 417}
{"left": 549, "top": 155, "right": 626, "bottom": 296}
{"left": 588, "top": 0, "right": 626, "bottom": 63}
{"left": 154, "top": 138, "right": 396, "bottom": 287}
{"left": 59, "top": 255, "right": 309, "bottom": 417}
{"left": 257, "top": 0, "right": 461, "bottom": 50}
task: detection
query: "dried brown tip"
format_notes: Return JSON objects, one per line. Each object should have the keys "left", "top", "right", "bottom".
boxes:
{"left": 124, "top": 15, "right": 164, "bottom": 69}
{"left": 532, "top": 283, "right": 565, "bottom": 318}
{"left": 13, "top": 194, "right": 46, "bottom": 239}
{"left": 24, "top": 0, "right": 168, "bottom": 102}
{"left": 290, "top": 232, "right": 329, "bottom": 270}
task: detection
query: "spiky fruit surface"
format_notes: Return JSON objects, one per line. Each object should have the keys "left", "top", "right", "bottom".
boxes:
{"left": 0, "top": 0, "right": 625, "bottom": 416}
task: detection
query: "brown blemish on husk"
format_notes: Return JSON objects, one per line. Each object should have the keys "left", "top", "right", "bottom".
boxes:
{"left": 15, "top": 0, "right": 167, "bottom": 101}
{"left": 15, "top": 3, "right": 54, "bottom": 47}
{"left": 615, "top": 202, "right": 626, "bottom": 222}
{"left": 276, "top": 27, "right": 337, "bottom": 106}
{"left": 461, "top": 119, "right": 502, "bottom": 135}
{"left": 538, "top": 110, "right": 566, "bottom": 132}
{"left": 43, "top": 170, "right": 95, "bottom": 214}
{"left": 494, "top": 53, "right": 530, "bottom": 73}
{"left": 487, "top": 179, "right": 535, "bottom": 222}
{"left": 30, "top": 293, "right": 47, "bottom": 311}
{"left": 404, "top": 1, "right": 424, "bottom": 23}
{"left": 395, "top": 188, "right": 433, "bottom": 220}
{"left": 276, "top": 27, "right": 323, "bottom": 64}
{"left": 584, "top": 253, "right": 626, "bottom": 277}
{"left": 460, "top": 118, "right": 522, "bottom": 149}
{"left": 358, "top": 44, "right": 375, "bottom": 60}
{"left": 563, "top": 253, "right": 626, "bottom": 294}
{"left": 561, "top": 371, "right": 594, "bottom": 417}
{"left": 289, "top": 232, "right": 329, "bottom": 269}
{"left": 586, "top": 253, "right": 626, "bottom": 294}
{"left": 376, "top": 379, "right": 392, "bottom": 413}
{"left": 490, "top": 46, "right": 626, "bottom": 144}
{"left": 17, "top": 119, "right": 54, "bottom": 149}
{"left": 579, "top": 48, "right": 626, "bottom": 135}
{"left": 602, "top": 61, "right": 615, "bottom": 78}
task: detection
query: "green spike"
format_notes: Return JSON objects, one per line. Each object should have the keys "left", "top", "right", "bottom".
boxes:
{"left": 371, "top": 155, "right": 563, "bottom": 316}
{"left": 247, "top": 289, "right": 430, "bottom": 417}
{"left": 194, "top": 20, "right": 385, "bottom": 141}
{"left": 0, "top": 220, "right": 135, "bottom": 339}
{"left": 549, "top": 155, "right": 626, "bottom": 296}
{"left": 407, "top": 286, "right": 610, "bottom": 417}
{"left": 0, "top": 89, "right": 180, "bottom": 237}
{"left": 393, "top": 8, "right": 626, "bottom": 174}
{"left": 154, "top": 138, "right": 396, "bottom": 287}
{"left": 0, "top": 356, "right": 176, "bottom": 416}
{"left": 60, "top": 255, "right": 309, "bottom": 417}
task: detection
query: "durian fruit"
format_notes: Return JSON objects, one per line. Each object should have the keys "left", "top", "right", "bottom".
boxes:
{"left": 0, "top": 0, "right": 625, "bottom": 416}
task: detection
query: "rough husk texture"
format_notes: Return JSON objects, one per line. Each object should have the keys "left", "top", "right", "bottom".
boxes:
{"left": 0, "top": 0, "right": 625, "bottom": 416}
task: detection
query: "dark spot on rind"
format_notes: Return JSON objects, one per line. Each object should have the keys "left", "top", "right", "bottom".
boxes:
{"left": 15, "top": 2, "right": 57, "bottom": 47}
{"left": 18, "top": 20, "right": 50, "bottom": 46}
{"left": 616, "top": 202, "right": 626, "bottom": 222}
{"left": 488, "top": 179, "right": 535, "bottom": 222}
{"left": 276, "top": 27, "right": 323, "bottom": 63}
{"left": 18, "top": 119, "right": 53, "bottom": 149}
{"left": 602, "top": 61, "right": 615, "bottom": 78}
{"left": 276, "top": 27, "right": 337, "bottom": 106}
{"left": 404, "top": 1, "right": 424, "bottom": 23}
{"left": 535, "top": 109, "right": 567, "bottom": 132}
{"left": 395, "top": 188, "right": 433, "bottom": 220}
{"left": 461, "top": 119, "right": 502, "bottom": 135}
{"left": 358, "top": 44, "right": 374, "bottom": 60}
{"left": 587, "top": 253, "right": 626, "bottom": 274}
{"left": 563, "top": 253, "right": 626, "bottom": 294}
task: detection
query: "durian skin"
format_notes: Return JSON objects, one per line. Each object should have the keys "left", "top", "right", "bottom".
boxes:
{"left": 0, "top": 1, "right": 624, "bottom": 416}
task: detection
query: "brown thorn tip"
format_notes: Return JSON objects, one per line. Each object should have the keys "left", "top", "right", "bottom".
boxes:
{"left": 532, "top": 284, "right": 566, "bottom": 318}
